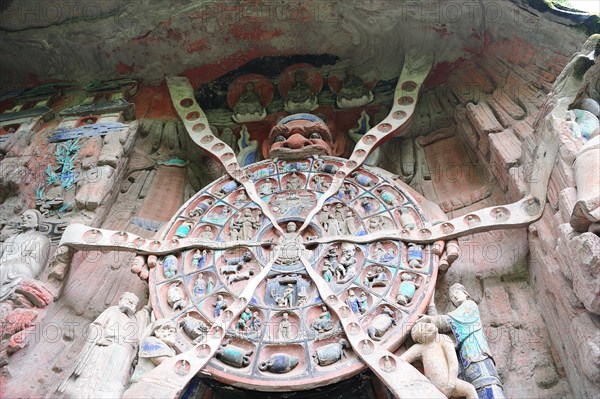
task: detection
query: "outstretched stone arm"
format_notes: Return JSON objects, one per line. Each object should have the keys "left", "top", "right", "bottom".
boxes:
{"left": 399, "top": 343, "right": 423, "bottom": 364}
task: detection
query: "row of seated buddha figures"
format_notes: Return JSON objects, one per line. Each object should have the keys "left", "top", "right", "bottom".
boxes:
{"left": 229, "top": 64, "right": 375, "bottom": 123}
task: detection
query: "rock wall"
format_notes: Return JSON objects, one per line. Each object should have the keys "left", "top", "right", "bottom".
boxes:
{"left": 379, "top": 26, "right": 599, "bottom": 399}
{"left": 527, "top": 36, "right": 600, "bottom": 398}
{"left": 427, "top": 34, "right": 600, "bottom": 399}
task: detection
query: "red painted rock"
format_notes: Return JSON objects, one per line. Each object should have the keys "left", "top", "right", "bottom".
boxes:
{"left": 14, "top": 279, "right": 53, "bottom": 308}
{"left": 1, "top": 308, "right": 37, "bottom": 336}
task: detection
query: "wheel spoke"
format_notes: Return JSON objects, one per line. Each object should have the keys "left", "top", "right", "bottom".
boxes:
{"left": 298, "top": 50, "right": 434, "bottom": 235}
{"left": 59, "top": 223, "right": 266, "bottom": 254}
{"left": 122, "top": 249, "right": 280, "bottom": 399}
{"left": 299, "top": 257, "right": 444, "bottom": 398}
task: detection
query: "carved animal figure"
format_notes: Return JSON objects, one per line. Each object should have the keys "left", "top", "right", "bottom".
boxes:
{"left": 313, "top": 339, "right": 349, "bottom": 366}
{"left": 224, "top": 251, "right": 252, "bottom": 269}
{"left": 227, "top": 267, "right": 256, "bottom": 285}
{"left": 221, "top": 264, "right": 243, "bottom": 275}
{"left": 367, "top": 307, "right": 396, "bottom": 341}
{"left": 167, "top": 282, "right": 187, "bottom": 311}
{"left": 179, "top": 314, "right": 208, "bottom": 344}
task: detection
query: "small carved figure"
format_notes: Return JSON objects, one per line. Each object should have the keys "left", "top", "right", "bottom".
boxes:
{"left": 174, "top": 221, "right": 193, "bottom": 238}
{"left": 270, "top": 288, "right": 286, "bottom": 308}
{"left": 334, "top": 260, "right": 346, "bottom": 281}
{"left": 0, "top": 209, "right": 51, "bottom": 302}
{"left": 167, "top": 281, "right": 187, "bottom": 311}
{"left": 218, "top": 181, "right": 238, "bottom": 197}
{"left": 339, "top": 243, "right": 357, "bottom": 281}
{"left": 249, "top": 311, "right": 262, "bottom": 332}
{"left": 229, "top": 226, "right": 241, "bottom": 241}
{"left": 213, "top": 294, "right": 228, "bottom": 317}
{"left": 282, "top": 161, "right": 309, "bottom": 172}
{"left": 207, "top": 277, "right": 214, "bottom": 294}
{"left": 361, "top": 197, "right": 374, "bottom": 214}
{"left": 326, "top": 246, "right": 338, "bottom": 266}
{"left": 283, "top": 283, "right": 294, "bottom": 307}
{"left": 285, "top": 173, "right": 303, "bottom": 190}
{"left": 284, "top": 69, "right": 318, "bottom": 113}
{"left": 131, "top": 319, "right": 179, "bottom": 383}
{"left": 233, "top": 82, "right": 266, "bottom": 123}
{"left": 358, "top": 291, "right": 369, "bottom": 314}
{"left": 344, "top": 210, "right": 357, "bottom": 235}
{"left": 275, "top": 222, "right": 304, "bottom": 265}
{"left": 493, "top": 207, "right": 508, "bottom": 221}
{"left": 401, "top": 323, "right": 478, "bottom": 399}
{"left": 192, "top": 249, "right": 207, "bottom": 268}
{"left": 193, "top": 274, "right": 206, "bottom": 297}
{"left": 333, "top": 203, "right": 346, "bottom": 232}
{"left": 232, "top": 209, "right": 260, "bottom": 241}
{"left": 272, "top": 191, "right": 316, "bottom": 215}
{"left": 374, "top": 242, "right": 394, "bottom": 263}
{"left": 351, "top": 172, "right": 374, "bottom": 187}
{"left": 313, "top": 158, "right": 338, "bottom": 174}
{"left": 259, "top": 179, "right": 275, "bottom": 195}
{"left": 396, "top": 273, "right": 418, "bottom": 306}
{"left": 336, "top": 70, "right": 373, "bottom": 108}
{"left": 236, "top": 308, "right": 253, "bottom": 332}
{"left": 399, "top": 207, "right": 417, "bottom": 230}
{"left": 407, "top": 243, "right": 424, "bottom": 268}
{"left": 198, "top": 226, "right": 214, "bottom": 241}
{"left": 365, "top": 266, "right": 388, "bottom": 288}
{"left": 313, "top": 175, "right": 328, "bottom": 191}
{"left": 313, "top": 339, "right": 349, "bottom": 366}
{"left": 323, "top": 206, "right": 343, "bottom": 236}
{"left": 233, "top": 191, "right": 248, "bottom": 207}
{"left": 252, "top": 164, "right": 275, "bottom": 181}
{"left": 319, "top": 206, "right": 330, "bottom": 229}
{"left": 311, "top": 306, "right": 334, "bottom": 332}
{"left": 190, "top": 199, "right": 214, "bottom": 217}
{"left": 162, "top": 255, "right": 178, "bottom": 278}
{"left": 322, "top": 261, "right": 334, "bottom": 283}
{"left": 296, "top": 285, "right": 308, "bottom": 306}
{"left": 344, "top": 183, "right": 357, "bottom": 199}
{"left": 278, "top": 312, "right": 293, "bottom": 340}
{"left": 367, "top": 307, "right": 396, "bottom": 341}
{"left": 368, "top": 216, "right": 391, "bottom": 232}
{"left": 179, "top": 313, "right": 208, "bottom": 344}
{"left": 258, "top": 353, "right": 299, "bottom": 373}
{"left": 378, "top": 189, "right": 398, "bottom": 206}
{"left": 346, "top": 289, "right": 360, "bottom": 314}
{"left": 466, "top": 214, "right": 478, "bottom": 227}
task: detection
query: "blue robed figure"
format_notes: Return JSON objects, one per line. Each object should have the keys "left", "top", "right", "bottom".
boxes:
{"left": 419, "top": 283, "right": 505, "bottom": 399}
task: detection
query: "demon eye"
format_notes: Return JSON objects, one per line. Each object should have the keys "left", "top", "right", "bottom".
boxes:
{"left": 309, "top": 132, "right": 322, "bottom": 140}
{"left": 274, "top": 135, "right": 286, "bottom": 142}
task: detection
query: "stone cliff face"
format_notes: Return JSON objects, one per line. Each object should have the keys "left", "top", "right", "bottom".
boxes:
{"left": 0, "top": 1, "right": 599, "bottom": 398}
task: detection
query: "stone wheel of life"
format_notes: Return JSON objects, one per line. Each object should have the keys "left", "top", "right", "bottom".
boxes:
{"left": 151, "top": 156, "right": 438, "bottom": 391}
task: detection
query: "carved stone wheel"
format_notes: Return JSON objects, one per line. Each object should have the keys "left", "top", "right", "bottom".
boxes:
{"left": 152, "top": 156, "right": 438, "bottom": 391}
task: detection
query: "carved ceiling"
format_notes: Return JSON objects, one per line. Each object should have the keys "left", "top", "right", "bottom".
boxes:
{"left": 0, "top": 0, "right": 597, "bottom": 91}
